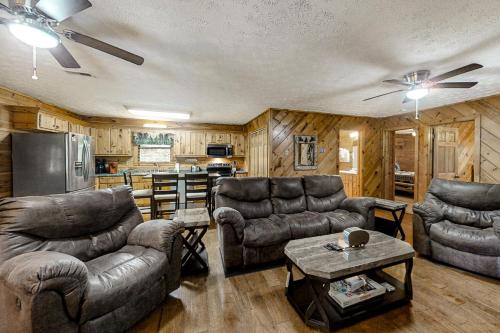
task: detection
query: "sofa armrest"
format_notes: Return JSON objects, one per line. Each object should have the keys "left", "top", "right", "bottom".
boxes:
{"left": 0, "top": 251, "right": 87, "bottom": 319}
{"left": 340, "top": 197, "right": 375, "bottom": 218}
{"left": 493, "top": 220, "right": 500, "bottom": 237}
{"left": 413, "top": 202, "right": 443, "bottom": 233}
{"left": 128, "top": 219, "right": 185, "bottom": 262}
{"left": 213, "top": 207, "right": 245, "bottom": 242}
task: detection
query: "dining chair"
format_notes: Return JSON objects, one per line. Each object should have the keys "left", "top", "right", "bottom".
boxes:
{"left": 123, "top": 171, "right": 153, "bottom": 215}
{"left": 152, "top": 173, "right": 180, "bottom": 219}
{"left": 184, "top": 173, "right": 209, "bottom": 209}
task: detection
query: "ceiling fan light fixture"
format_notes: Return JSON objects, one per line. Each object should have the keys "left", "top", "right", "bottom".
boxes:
{"left": 8, "top": 22, "right": 60, "bottom": 49}
{"left": 406, "top": 87, "right": 429, "bottom": 100}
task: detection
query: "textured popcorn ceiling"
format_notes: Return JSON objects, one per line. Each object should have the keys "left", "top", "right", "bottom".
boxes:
{"left": 1, "top": 0, "right": 500, "bottom": 124}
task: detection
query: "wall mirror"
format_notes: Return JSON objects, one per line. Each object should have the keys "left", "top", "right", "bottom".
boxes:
{"left": 294, "top": 135, "right": 318, "bottom": 170}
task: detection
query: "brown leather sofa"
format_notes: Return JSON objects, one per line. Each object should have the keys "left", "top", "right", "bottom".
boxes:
{"left": 0, "top": 186, "right": 184, "bottom": 333}
{"left": 413, "top": 178, "right": 500, "bottom": 278}
{"left": 213, "top": 175, "right": 375, "bottom": 274}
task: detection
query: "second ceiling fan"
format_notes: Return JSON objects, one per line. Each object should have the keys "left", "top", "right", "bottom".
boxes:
{"left": 363, "top": 63, "right": 483, "bottom": 118}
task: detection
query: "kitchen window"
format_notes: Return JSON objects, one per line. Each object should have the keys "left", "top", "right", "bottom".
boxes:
{"left": 138, "top": 145, "right": 171, "bottom": 163}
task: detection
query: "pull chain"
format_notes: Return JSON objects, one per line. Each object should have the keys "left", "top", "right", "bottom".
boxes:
{"left": 32, "top": 46, "right": 38, "bottom": 80}
{"left": 415, "top": 99, "right": 419, "bottom": 120}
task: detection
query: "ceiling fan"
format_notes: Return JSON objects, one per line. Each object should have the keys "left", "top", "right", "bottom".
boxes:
{"left": 363, "top": 63, "right": 483, "bottom": 119}
{"left": 0, "top": 0, "right": 144, "bottom": 79}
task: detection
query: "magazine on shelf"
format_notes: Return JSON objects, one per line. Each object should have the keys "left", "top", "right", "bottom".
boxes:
{"left": 328, "top": 275, "right": 386, "bottom": 308}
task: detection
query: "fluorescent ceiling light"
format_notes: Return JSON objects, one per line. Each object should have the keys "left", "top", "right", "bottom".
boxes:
{"left": 406, "top": 88, "right": 429, "bottom": 100}
{"left": 143, "top": 123, "right": 167, "bottom": 129}
{"left": 128, "top": 108, "right": 190, "bottom": 121}
{"left": 8, "top": 22, "right": 60, "bottom": 49}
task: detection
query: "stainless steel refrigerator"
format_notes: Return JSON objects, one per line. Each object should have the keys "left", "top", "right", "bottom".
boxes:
{"left": 12, "top": 132, "right": 95, "bottom": 196}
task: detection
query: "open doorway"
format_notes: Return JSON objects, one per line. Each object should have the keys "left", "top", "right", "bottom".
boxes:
{"left": 394, "top": 129, "right": 418, "bottom": 207}
{"left": 338, "top": 130, "right": 361, "bottom": 197}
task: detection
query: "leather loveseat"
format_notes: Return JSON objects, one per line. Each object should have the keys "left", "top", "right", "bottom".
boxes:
{"left": 0, "top": 186, "right": 184, "bottom": 333}
{"left": 413, "top": 178, "right": 500, "bottom": 278}
{"left": 213, "top": 175, "right": 375, "bottom": 274}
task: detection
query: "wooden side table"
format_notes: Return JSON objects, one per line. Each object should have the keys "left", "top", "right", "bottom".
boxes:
{"left": 173, "top": 208, "right": 210, "bottom": 274}
{"left": 374, "top": 198, "right": 407, "bottom": 240}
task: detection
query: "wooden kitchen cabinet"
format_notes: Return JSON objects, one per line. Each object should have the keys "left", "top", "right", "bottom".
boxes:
{"left": 206, "top": 132, "right": 230, "bottom": 144}
{"left": 96, "top": 128, "right": 111, "bottom": 155}
{"left": 95, "top": 128, "right": 132, "bottom": 156}
{"left": 11, "top": 106, "right": 72, "bottom": 133}
{"left": 175, "top": 131, "right": 206, "bottom": 156}
{"left": 110, "top": 128, "right": 132, "bottom": 155}
{"left": 231, "top": 133, "right": 246, "bottom": 156}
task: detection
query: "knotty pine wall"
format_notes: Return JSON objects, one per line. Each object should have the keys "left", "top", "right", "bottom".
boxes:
{"left": 395, "top": 134, "right": 415, "bottom": 172}
{"left": 267, "top": 108, "right": 383, "bottom": 198}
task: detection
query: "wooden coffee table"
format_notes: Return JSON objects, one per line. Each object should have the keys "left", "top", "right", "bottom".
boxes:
{"left": 284, "top": 231, "right": 414, "bottom": 332}
{"left": 173, "top": 208, "right": 210, "bottom": 274}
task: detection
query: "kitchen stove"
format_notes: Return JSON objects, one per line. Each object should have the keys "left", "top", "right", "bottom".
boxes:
{"left": 207, "top": 162, "right": 233, "bottom": 177}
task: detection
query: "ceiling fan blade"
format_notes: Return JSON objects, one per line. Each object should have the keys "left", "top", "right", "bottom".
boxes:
{"left": 49, "top": 43, "right": 81, "bottom": 68}
{"left": 63, "top": 30, "right": 144, "bottom": 65}
{"left": 65, "top": 71, "right": 93, "bottom": 77}
{"left": 432, "top": 82, "right": 478, "bottom": 89}
{"left": 402, "top": 97, "right": 412, "bottom": 104}
{"left": 0, "top": 3, "right": 14, "bottom": 14}
{"left": 428, "top": 63, "right": 483, "bottom": 83}
{"left": 383, "top": 79, "right": 411, "bottom": 86}
{"left": 36, "top": 0, "right": 92, "bottom": 22}
{"left": 363, "top": 89, "right": 405, "bottom": 101}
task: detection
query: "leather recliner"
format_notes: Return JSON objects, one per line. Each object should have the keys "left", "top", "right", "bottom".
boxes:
{"left": 413, "top": 178, "right": 500, "bottom": 278}
{"left": 0, "top": 186, "right": 184, "bottom": 333}
{"left": 213, "top": 175, "right": 375, "bottom": 274}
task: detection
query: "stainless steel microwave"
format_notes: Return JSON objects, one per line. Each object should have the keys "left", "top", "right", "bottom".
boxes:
{"left": 207, "top": 144, "right": 233, "bottom": 157}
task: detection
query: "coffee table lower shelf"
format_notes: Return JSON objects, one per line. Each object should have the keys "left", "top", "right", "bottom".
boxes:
{"left": 286, "top": 267, "right": 412, "bottom": 332}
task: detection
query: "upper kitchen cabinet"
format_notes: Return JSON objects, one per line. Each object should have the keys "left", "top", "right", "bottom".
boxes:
{"left": 206, "top": 132, "right": 231, "bottom": 144}
{"left": 175, "top": 131, "right": 206, "bottom": 156}
{"left": 231, "top": 133, "right": 246, "bottom": 156}
{"left": 69, "top": 123, "right": 92, "bottom": 136}
{"left": 11, "top": 106, "right": 69, "bottom": 133}
{"left": 95, "top": 128, "right": 132, "bottom": 156}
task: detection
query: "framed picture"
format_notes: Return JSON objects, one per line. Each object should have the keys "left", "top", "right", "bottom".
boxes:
{"left": 294, "top": 135, "right": 318, "bottom": 170}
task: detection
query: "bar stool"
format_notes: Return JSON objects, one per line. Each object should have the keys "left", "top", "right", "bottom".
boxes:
{"left": 152, "top": 173, "right": 180, "bottom": 219}
{"left": 123, "top": 172, "right": 153, "bottom": 215}
{"left": 184, "top": 173, "right": 209, "bottom": 208}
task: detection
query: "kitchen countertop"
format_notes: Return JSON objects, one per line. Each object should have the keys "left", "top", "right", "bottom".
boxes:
{"left": 95, "top": 169, "right": 247, "bottom": 177}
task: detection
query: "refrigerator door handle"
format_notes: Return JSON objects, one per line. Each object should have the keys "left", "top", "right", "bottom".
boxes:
{"left": 82, "top": 139, "right": 88, "bottom": 181}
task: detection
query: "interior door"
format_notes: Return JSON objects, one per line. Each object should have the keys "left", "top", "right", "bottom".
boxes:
{"left": 248, "top": 128, "right": 268, "bottom": 177}
{"left": 433, "top": 127, "right": 459, "bottom": 180}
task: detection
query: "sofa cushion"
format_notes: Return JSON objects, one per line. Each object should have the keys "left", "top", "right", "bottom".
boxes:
{"left": 271, "top": 177, "right": 306, "bottom": 214}
{"left": 321, "top": 209, "right": 366, "bottom": 233}
{"left": 243, "top": 215, "right": 291, "bottom": 247}
{"left": 80, "top": 245, "right": 167, "bottom": 323}
{"left": 429, "top": 220, "right": 500, "bottom": 256}
{"left": 216, "top": 177, "right": 272, "bottom": 219}
{"left": 303, "top": 175, "right": 347, "bottom": 212}
{"left": 278, "top": 211, "right": 330, "bottom": 239}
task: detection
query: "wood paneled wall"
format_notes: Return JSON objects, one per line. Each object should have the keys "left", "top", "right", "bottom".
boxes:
{"left": 267, "top": 108, "right": 382, "bottom": 197}
{"left": 395, "top": 134, "right": 415, "bottom": 172}
{"left": 382, "top": 94, "right": 500, "bottom": 201}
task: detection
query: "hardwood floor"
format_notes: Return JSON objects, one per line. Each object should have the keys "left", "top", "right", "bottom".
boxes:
{"left": 131, "top": 215, "right": 500, "bottom": 333}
